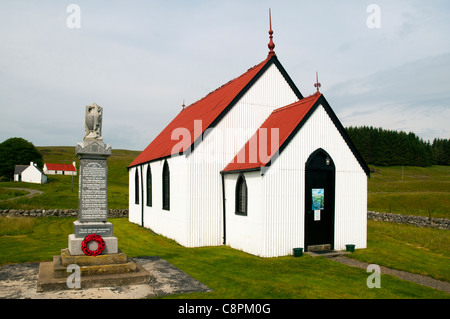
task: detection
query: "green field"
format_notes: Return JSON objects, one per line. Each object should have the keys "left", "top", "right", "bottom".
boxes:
{"left": 0, "top": 147, "right": 448, "bottom": 298}
{"left": 0, "top": 217, "right": 448, "bottom": 298}
{"left": 368, "top": 165, "right": 450, "bottom": 219}
{"left": 0, "top": 188, "right": 28, "bottom": 201}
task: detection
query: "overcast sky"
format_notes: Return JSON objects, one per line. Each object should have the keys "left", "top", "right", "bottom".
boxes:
{"left": 1, "top": 1, "right": 449, "bottom": 151}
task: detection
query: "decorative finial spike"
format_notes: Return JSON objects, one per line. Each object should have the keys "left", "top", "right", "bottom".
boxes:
{"left": 268, "top": 8, "right": 275, "bottom": 57}
{"left": 269, "top": 8, "right": 272, "bottom": 30}
{"left": 314, "top": 71, "right": 321, "bottom": 93}
{"left": 182, "top": 99, "right": 185, "bottom": 109}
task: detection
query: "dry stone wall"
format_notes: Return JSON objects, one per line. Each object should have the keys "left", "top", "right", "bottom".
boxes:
{"left": 368, "top": 211, "right": 450, "bottom": 230}
{"left": 0, "top": 209, "right": 128, "bottom": 218}
{"left": 0, "top": 209, "right": 448, "bottom": 230}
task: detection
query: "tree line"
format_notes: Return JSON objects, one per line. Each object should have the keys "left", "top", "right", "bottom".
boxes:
{"left": 346, "top": 126, "right": 450, "bottom": 167}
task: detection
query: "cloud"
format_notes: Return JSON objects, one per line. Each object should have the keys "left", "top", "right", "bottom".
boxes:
{"left": 0, "top": 1, "right": 449, "bottom": 150}
{"left": 328, "top": 52, "right": 450, "bottom": 141}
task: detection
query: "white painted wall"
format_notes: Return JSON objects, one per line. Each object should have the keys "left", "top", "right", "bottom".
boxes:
{"left": 224, "top": 104, "right": 367, "bottom": 257}
{"left": 224, "top": 171, "right": 265, "bottom": 256}
{"left": 128, "top": 166, "right": 140, "bottom": 225}
{"left": 130, "top": 62, "right": 300, "bottom": 248}
{"left": 129, "top": 156, "right": 190, "bottom": 246}
{"left": 185, "top": 63, "right": 299, "bottom": 247}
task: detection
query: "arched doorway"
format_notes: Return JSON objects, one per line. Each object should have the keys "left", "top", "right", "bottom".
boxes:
{"left": 304, "top": 149, "right": 335, "bottom": 251}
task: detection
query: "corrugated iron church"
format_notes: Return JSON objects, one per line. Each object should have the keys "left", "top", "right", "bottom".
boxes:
{"left": 128, "top": 14, "right": 370, "bottom": 257}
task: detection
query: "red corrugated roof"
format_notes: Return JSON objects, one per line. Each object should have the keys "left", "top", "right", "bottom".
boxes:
{"left": 45, "top": 163, "right": 76, "bottom": 171}
{"left": 222, "top": 92, "right": 321, "bottom": 172}
{"left": 129, "top": 56, "right": 273, "bottom": 167}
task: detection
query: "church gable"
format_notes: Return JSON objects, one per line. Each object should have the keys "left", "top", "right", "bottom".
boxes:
{"left": 129, "top": 54, "right": 302, "bottom": 168}
{"left": 222, "top": 92, "right": 370, "bottom": 177}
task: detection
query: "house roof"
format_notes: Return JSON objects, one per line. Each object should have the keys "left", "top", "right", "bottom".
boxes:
{"left": 222, "top": 92, "right": 321, "bottom": 173}
{"left": 14, "top": 165, "right": 28, "bottom": 175}
{"left": 222, "top": 92, "right": 371, "bottom": 176}
{"left": 45, "top": 163, "right": 76, "bottom": 172}
{"left": 128, "top": 54, "right": 302, "bottom": 168}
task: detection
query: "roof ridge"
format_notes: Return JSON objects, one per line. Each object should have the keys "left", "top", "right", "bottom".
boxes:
{"left": 273, "top": 92, "right": 321, "bottom": 113}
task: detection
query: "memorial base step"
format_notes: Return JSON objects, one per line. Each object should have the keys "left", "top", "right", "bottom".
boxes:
{"left": 36, "top": 249, "right": 153, "bottom": 292}
{"left": 53, "top": 250, "right": 138, "bottom": 278}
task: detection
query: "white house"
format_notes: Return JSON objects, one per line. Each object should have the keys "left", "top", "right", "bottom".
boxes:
{"left": 14, "top": 162, "right": 47, "bottom": 184}
{"left": 128, "top": 23, "right": 370, "bottom": 257}
{"left": 43, "top": 162, "right": 77, "bottom": 176}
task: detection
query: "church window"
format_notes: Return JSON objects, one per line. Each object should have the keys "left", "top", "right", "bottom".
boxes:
{"left": 134, "top": 168, "right": 139, "bottom": 205}
{"left": 235, "top": 173, "right": 248, "bottom": 216}
{"left": 162, "top": 160, "right": 170, "bottom": 210}
{"left": 146, "top": 165, "right": 152, "bottom": 207}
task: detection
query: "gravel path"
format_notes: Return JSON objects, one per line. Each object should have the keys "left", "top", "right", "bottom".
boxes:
{"left": 0, "top": 187, "right": 43, "bottom": 202}
{"left": 329, "top": 256, "right": 450, "bottom": 293}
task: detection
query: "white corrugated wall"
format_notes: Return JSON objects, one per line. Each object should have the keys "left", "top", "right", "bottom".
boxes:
{"left": 143, "top": 156, "right": 190, "bottom": 246}
{"left": 222, "top": 104, "right": 367, "bottom": 257}
{"left": 260, "top": 104, "right": 367, "bottom": 257}
{"left": 186, "top": 63, "right": 300, "bottom": 247}
{"left": 128, "top": 166, "right": 140, "bottom": 225}
{"left": 128, "top": 157, "right": 191, "bottom": 246}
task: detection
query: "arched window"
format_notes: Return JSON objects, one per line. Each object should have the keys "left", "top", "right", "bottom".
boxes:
{"left": 134, "top": 168, "right": 139, "bottom": 205}
{"left": 162, "top": 160, "right": 170, "bottom": 210}
{"left": 146, "top": 165, "right": 152, "bottom": 207}
{"left": 235, "top": 173, "right": 247, "bottom": 216}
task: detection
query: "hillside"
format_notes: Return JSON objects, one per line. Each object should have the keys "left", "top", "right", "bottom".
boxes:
{"left": 368, "top": 165, "right": 449, "bottom": 219}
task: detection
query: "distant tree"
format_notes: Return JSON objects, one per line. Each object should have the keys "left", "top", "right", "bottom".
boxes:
{"left": 346, "top": 126, "right": 435, "bottom": 167}
{"left": 432, "top": 138, "right": 450, "bottom": 165}
{"left": 0, "top": 137, "right": 43, "bottom": 179}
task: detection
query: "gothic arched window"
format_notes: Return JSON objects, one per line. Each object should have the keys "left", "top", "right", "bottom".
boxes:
{"left": 146, "top": 165, "right": 152, "bottom": 207}
{"left": 134, "top": 168, "right": 139, "bottom": 205}
{"left": 162, "top": 160, "right": 170, "bottom": 210}
{"left": 235, "top": 173, "right": 248, "bottom": 216}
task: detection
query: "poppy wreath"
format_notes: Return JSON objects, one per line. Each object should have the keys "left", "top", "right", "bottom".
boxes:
{"left": 81, "top": 233, "right": 105, "bottom": 256}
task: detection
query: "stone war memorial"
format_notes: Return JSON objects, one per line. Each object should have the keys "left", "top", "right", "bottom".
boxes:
{"left": 37, "top": 103, "right": 152, "bottom": 292}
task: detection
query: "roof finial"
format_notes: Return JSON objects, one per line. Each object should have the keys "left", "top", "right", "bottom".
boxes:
{"left": 182, "top": 99, "right": 185, "bottom": 109}
{"left": 314, "top": 71, "right": 321, "bottom": 93}
{"left": 268, "top": 8, "right": 275, "bottom": 57}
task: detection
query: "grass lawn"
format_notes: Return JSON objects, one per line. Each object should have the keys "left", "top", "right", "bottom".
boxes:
{"left": 0, "top": 188, "right": 28, "bottom": 201}
{"left": 350, "top": 221, "right": 449, "bottom": 282}
{"left": 0, "top": 147, "right": 448, "bottom": 298}
{"left": 0, "top": 217, "right": 448, "bottom": 299}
